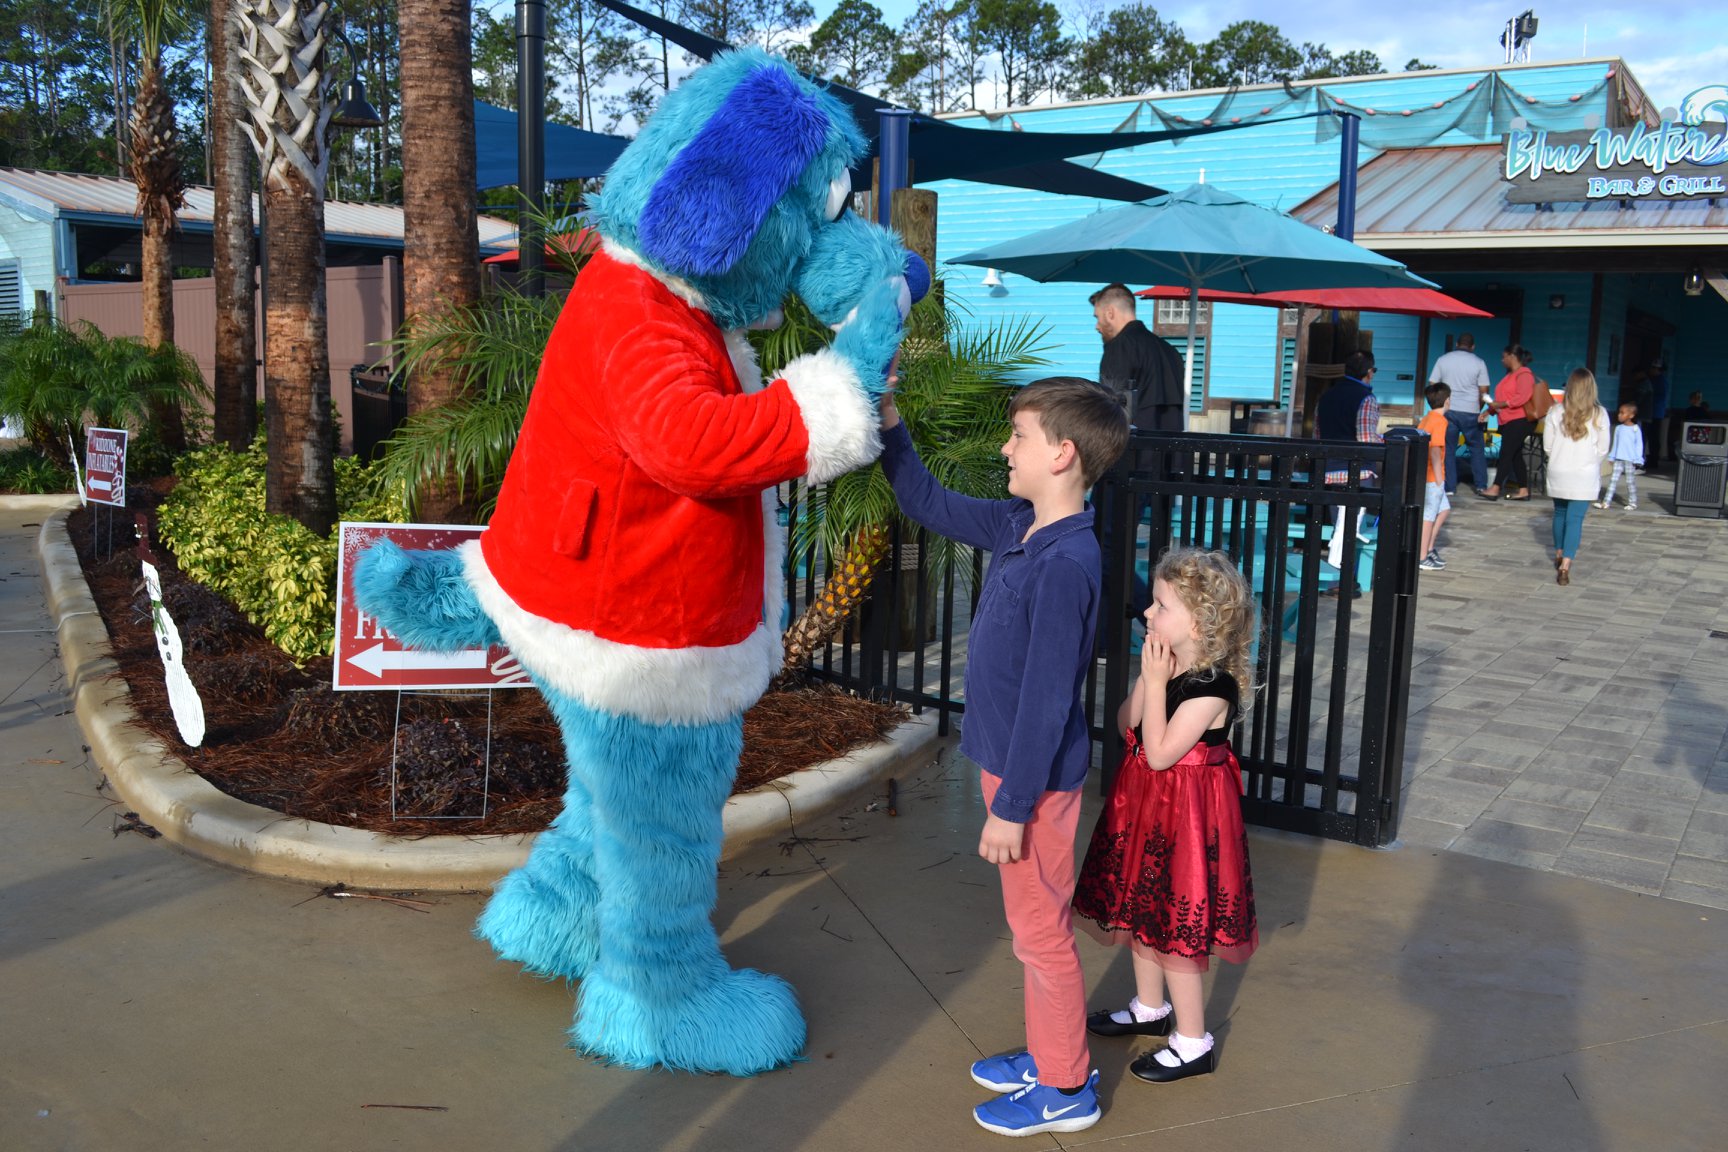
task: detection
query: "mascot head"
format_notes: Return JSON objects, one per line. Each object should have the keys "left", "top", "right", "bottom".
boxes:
{"left": 591, "top": 48, "right": 918, "bottom": 333}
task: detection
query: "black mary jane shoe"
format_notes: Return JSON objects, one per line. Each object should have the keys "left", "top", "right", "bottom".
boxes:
{"left": 1129, "top": 1045, "right": 1217, "bottom": 1083}
{"left": 1086, "top": 1006, "right": 1173, "bottom": 1038}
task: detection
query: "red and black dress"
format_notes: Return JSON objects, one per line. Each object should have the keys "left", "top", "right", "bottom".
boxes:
{"left": 1073, "top": 670, "right": 1258, "bottom": 972}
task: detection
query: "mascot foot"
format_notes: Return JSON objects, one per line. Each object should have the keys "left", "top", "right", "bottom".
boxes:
{"left": 573, "top": 966, "right": 806, "bottom": 1076}
{"left": 476, "top": 866, "right": 599, "bottom": 980}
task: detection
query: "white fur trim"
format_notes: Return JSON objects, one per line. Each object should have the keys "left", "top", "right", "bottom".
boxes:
{"left": 778, "top": 347, "right": 881, "bottom": 484}
{"left": 459, "top": 541, "right": 774, "bottom": 726}
{"left": 601, "top": 238, "right": 710, "bottom": 316}
{"left": 725, "top": 330, "right": 765, "bottom": 394}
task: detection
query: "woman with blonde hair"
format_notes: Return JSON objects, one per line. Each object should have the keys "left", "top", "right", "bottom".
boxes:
{"left": 1543, "top": 368, "right": 1611, "bottom": 585}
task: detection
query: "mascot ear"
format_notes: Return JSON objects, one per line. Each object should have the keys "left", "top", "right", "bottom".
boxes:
{"left": 638, "top": 64, "right": 833, "bottom": 278}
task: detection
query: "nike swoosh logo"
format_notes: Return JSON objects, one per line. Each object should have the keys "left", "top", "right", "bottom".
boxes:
{"left": 1042, "top": 1101, "right": 1084, "bottom": 1120}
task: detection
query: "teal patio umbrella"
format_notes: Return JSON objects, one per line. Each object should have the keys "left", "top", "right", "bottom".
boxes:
{"left": 947, "top": 183, "right": 1436, "bottom": 417}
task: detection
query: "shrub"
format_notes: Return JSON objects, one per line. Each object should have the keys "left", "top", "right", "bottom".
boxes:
{"left": 158, "top": 437, "right": 405, "bottom": 662}
{"left": 0, "top": 317, "right": 208, "bottom": 473}
{"left": 0, "top": 445, "right": 75, "bottom": 494}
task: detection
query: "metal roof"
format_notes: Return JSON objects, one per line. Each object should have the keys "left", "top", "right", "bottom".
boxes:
{"left": 1292, "top": 145, "right": 1728, "bottom": 250}
{"left": 0, "top": 167, "right": 516, "bottom": 250}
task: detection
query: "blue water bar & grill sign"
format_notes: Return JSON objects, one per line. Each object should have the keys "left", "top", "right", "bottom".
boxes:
{"left": 1502, "top": 118, "right": 1728, "bottom": 203}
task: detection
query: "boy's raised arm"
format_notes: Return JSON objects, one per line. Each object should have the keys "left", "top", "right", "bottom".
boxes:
{"left": 878, "top": 402, "right": 1006, "bottom": 552}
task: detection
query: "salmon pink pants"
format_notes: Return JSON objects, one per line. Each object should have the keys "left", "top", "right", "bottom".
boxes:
{"left": 981, "top": 772, "right": 1090, "bottom": 1090}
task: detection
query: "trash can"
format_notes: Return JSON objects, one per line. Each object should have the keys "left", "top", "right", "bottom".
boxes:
{"left": 350, "top": 364, "right": 406, "bottom": 462}
{"left": 1229, "top": 399, "right": 1276, "bottom": 434}
{"left": 1674, "top": 422, "right": 1728, "bottom": 518}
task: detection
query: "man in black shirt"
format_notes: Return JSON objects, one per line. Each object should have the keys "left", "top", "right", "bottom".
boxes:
{"left": 1091, "top": 283, "right": 1186, "bottom": 432}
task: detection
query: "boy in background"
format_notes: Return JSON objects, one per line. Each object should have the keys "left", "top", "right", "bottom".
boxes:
{"left": 1417, "top": 383, "right": 1452, "bottom": 571}
{"left": 880, "top": 376, "right": 1128, "bottom": 1138}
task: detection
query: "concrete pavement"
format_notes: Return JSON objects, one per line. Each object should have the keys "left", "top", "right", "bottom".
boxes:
{"left": 4, "top": 494, "right": 1728, "bottom": 1150}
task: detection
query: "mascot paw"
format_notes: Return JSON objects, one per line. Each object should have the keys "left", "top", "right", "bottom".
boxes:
{"left": 476, "top": 860, "right": 600, "bottom": 980}
{"left": 573, "top": 966, "right": 806, "bottom": 1076}
{"left": 352, "top": 540, "right": 502, "bottom": 653}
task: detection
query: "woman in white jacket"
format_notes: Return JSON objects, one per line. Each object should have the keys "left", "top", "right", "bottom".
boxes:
{"left": 1544, "top": 368, "right": 1611, "bottom": 586}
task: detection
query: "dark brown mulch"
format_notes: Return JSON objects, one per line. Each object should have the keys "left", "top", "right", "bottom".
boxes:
{"left": 66, "top": 485, "right": 906, "bottom": 837}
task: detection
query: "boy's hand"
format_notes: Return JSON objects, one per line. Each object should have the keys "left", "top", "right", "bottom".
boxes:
{"left": 880, "top": 354, "right": 901, "bottom": 429}
{"left": 979, "top": 813, "right": 1025, "bottom": 864}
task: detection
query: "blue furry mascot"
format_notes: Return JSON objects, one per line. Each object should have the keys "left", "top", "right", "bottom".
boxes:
{"left": 353, "top": 48, "right": 922, "bottom": 1075}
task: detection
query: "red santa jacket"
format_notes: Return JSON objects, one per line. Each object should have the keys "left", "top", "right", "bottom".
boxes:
{"left": 466, "top": 246, "right": 878, "bottom": 726}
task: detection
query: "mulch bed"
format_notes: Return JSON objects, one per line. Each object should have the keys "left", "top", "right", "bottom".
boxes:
{"left": 64, "top": 482, "right": 906, "bottom": 837}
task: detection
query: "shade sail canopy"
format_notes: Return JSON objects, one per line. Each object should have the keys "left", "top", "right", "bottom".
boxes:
{"left": 588, "top": 0, "right": 1335, "bottom": 202}
{"left": 948, "top": 183, "right": 1436, "bottom": 293}
{"left": 473, "top": 101, "right": 629, "bottom": 190}
{"left": 1137, "top": 284, "right": 1491, "bottom": 318}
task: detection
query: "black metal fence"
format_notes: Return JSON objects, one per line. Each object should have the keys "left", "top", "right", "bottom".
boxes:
{"left": 787, "top": 426, "right": 1428, "bottom": 849}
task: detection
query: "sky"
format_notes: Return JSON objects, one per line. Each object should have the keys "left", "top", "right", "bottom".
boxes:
{"left": 861, "top": 0, "right": 1728, "bottom": 114}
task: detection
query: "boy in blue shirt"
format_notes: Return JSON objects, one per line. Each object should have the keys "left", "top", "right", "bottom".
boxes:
{"left": 880, "top": 376, "right": 1128, "bottom": 1137}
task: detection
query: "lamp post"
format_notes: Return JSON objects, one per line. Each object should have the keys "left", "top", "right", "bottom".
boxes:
{"left": 516, "top": 0, "right": 547, "bottom": 297}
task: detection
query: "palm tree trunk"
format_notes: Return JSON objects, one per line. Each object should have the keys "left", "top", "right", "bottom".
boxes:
{"left": 780, "top": 522, "right": 890, "bottom": 681}
{"left": 262, "top": 169, "right": 336, "bottom": 535}
{"left": 132, "top": 56, "right": 187, "bottom": 452}
{"left": 237, "top": 0, "right": 337, "bottom": 535}
{"left": 210, "top": 0, "right": 257, "bottom": 449}
{"left": 397, "top": 0, "right": 482, "bottom": 523}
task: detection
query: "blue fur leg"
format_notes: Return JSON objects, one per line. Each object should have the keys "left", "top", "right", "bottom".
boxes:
{"left": 475, "top": 764, "right": 599, "bottom": 979}
{"left": 556, "top": 700, "right": 806, "bottom": 1075}
{"left": 352, "top": 540, "right": 502, "bottom": 652}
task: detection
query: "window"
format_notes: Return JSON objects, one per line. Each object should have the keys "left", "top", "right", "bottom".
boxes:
{"left": 1156, "top": 298, "right": 1211, "bottom": 327}
{"left": 0, "top": 260, "right": 20, "bottom": 325}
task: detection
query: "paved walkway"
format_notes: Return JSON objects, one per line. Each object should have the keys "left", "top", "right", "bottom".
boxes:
{"left": 1395, "top": 469, "right": 1728, "bottom": 905}
{"left": 4, "top": 492, "right": 1728, "bottom": 1150}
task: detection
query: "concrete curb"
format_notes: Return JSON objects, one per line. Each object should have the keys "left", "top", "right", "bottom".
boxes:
{"left": 29, "top": 500, "right": 941, "bottom": 891}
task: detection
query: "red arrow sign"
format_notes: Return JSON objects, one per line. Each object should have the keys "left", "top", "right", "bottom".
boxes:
{"left": 333, "top": 522, "right": 532, "bottom": 691}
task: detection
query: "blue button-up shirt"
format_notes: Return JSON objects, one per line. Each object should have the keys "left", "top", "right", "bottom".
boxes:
{"left": 880, "top": 422, "right": 1099, "bottom": 821}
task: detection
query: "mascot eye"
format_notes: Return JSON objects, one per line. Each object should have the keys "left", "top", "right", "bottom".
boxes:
{"left": 825, "top": 171, "right": 852, "bottom": 221}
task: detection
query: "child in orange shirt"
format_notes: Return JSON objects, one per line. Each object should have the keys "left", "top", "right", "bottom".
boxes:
{"left": 1417, "top": 383, "right": 1452, "bottom": 570}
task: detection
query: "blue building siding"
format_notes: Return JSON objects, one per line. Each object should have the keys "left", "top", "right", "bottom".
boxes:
{"left": 932, "top": 61, "right": 1630, "bottom": 406}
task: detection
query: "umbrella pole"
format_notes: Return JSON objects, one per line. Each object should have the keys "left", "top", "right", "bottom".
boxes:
{"left": 1182, "top": 284, "right": 1198, "bottom": 432}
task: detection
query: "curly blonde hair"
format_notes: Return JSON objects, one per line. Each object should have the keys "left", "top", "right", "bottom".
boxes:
{"left": 1152, "top": 547, "right": 1258, "bottom": 708}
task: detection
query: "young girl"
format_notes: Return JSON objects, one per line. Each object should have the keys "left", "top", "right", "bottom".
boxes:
{"left": 1596, "top": 402, "right": 1644, "bottom": 511}
{"left": 1072, "top": 548, "right": 1258, "bottom": 1083}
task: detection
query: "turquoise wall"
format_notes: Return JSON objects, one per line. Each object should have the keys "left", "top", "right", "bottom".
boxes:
{"left": 930, "top": 61, "right": 1632, "bottom": 404}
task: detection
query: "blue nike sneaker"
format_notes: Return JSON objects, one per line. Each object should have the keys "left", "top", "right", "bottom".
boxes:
{"left": 970, "top": 1049, "right": 1037, "bottom": 1093}
{"left": 973, "top": 1069, "right": 1101, "bottom": 1137}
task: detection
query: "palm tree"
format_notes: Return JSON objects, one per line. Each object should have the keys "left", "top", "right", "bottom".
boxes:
{"left": 210, "top": 0, "right": 257, "bottom": 450}
{"left": 234, "top": 0, "right": 338, "bottom": 534}
{"left": 114, "top": 0, "right": 191, "bottom": 452}
{"left": 768, "top": 288, "right": 1051, "bottom": 680}
{"left": 396, "top": 0, "right": 482, "bottom": 522}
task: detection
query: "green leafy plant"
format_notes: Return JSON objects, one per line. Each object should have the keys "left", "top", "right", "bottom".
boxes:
{"left": 0, "top": 317, "right": 208, "bottom": 473}
{"left": 0, "top": 446, "right": 75, "bottom": 494}
{"left": 158, "top": 437, "right": 404, "bottom": 662}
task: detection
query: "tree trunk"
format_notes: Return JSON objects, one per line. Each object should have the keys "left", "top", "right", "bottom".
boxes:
{"left": 263, "top": 168, "right": 336, "bottom": 535}
{"left": 398, "top": 0, "right": 482, "bottom": 523}
{"left": 211, "top": 1, "right": 257, "bottom": 449}
{"left": 132, "top": 58, "right": 187, "bottom": 453}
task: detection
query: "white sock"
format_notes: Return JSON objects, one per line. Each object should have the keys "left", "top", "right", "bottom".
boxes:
{"left": 1153, "top": 1030, "right": 1214, "bottom": 1068}
{"left": 1110, "top": 996, "right": 1173, "bottom": 1026}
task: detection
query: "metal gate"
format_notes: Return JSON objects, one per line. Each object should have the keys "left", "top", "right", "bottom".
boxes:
{"left": 1094, "top": 427, "right": 1426, "bottom": 847}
